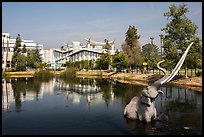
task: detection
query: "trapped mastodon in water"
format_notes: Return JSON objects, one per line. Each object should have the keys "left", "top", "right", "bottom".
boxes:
{"left": 123, "top": 42, "right": 193, "bottom": 123}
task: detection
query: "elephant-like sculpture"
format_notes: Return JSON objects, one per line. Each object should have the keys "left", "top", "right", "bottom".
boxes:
{"left": 123, "top": 42, "right": 193, "bottom": 122}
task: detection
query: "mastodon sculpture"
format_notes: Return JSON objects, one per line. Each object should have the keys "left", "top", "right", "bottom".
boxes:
{"left": 123, "top": 42, "right": 193, "bottom": 122}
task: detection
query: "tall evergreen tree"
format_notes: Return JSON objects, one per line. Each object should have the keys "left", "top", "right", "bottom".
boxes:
{"left": 22, "top": 44, "right": 27, "bottom": 53}
{"left": 122, "top": 25, "right": 143, "bottom": 70}
{"left": 162, "top": 3, "right": 202, "bottom": 77}
{"left": 11, "top": 34, "right": 22, "bottom": 69}
{"left": 95, "top": 53, "right": 111, "bottom": 70}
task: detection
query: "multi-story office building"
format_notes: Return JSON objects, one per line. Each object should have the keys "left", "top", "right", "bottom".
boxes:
{"left": 2, "top": 32, "right": 116, "bottom": 70}
{"left": 2, "top": 33, "right": 44, "bottom": 70}
{"left": 45, "top": 38, "right": 116, "bottom": 69}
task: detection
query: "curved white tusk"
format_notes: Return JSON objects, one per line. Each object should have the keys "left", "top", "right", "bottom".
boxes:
{"left": 160, "top": 42, "right": 193, "bottom": 85}
{"left": 157, "top": 60, "right": 167, "bottom": 75}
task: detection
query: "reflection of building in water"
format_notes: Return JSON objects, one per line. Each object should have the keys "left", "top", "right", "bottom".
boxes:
{"left": 2, "top": 79, "right": 43, "bottom": 112}
{"left": 86, "top": 91, "right": 115, "bottom": 106}
{"left": 54, "top": 79, "right": 115, "bottom": 106}
{"left": 2, "top": 79, "right": 14, "bottom": 111}
{"left": 54, "top": 79, "right": 101, "bottom": 94}
{"left": 40, "top": 78, "right": 56, "bottom": 95}
{"left": 66, "top": 91, "right": 112, "bottom": 106}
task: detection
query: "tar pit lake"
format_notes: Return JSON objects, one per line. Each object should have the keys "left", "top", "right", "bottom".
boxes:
{"left": 2, "top": 77, "right": 202, "bottom": 135}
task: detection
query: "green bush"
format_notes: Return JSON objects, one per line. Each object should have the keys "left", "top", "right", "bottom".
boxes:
{"left": 33, "top": 70, "right": 54, "bottom": 78}
{"left": 60, "top": 67, "right": 78, "bottom": 78}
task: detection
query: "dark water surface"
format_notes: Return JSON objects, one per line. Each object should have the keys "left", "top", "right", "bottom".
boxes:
{"left": 2, "top": 77, "right": 202, "bottom": 135}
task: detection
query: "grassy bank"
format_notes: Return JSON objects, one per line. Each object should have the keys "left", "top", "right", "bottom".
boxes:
{"left": 2, "top": 69, "right": 202, "bottom": 92}
{"left": 2, "top": 70, "right": 36, "bottom": 78}
{"left": 2, "top": 70, "right": 63, "bottom": 78}
{"left": 76, "top": 70, "right": 202, "bottom": 92}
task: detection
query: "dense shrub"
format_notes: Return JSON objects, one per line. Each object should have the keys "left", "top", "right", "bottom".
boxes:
{"left": 33, "top": 70, "right": 54, "bottom": 78}
{"left": 60, "top": 67, "right": 78, "bottom": 78}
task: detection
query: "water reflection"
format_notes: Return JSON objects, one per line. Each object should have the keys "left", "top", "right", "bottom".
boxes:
{"left": 2, "top": 77, "right": 202, "bottom": 135}
{"left": 56, "top": 78, "right": 115, "bottom": 107}
{"left": 125, "top": 86, "right": 202, "bottom": 135}
{"left": 2, "top": 77, "right": 52, "bottom": 112}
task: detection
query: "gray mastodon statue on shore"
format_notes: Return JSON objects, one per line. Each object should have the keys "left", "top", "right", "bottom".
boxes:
{"left": 123, "top": 42, "right": 193, "bottom": 122}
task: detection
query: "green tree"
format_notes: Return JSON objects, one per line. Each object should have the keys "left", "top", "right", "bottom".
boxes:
{"left": 185, "top": 37, "right": 202, "bottom": 74}
{"left": 26, "top": 49, "right": 42, "bottom": 69}
{"left": 122, "top": 25, "right": 143, "bottom": 71}
{"left": 162, "top": 3, "right": 202, "bottom": 77}
{"left": 33, "top": 47, "right": 42, "bottom": 63}
{"left": 112, "top": 51, "right": 127, "bottom": 72}
{"left": 26, "top": 52, "right": 35, "bottom": 68}
{"left": 88, "top": 59, "right": 95, "bottom": 70}
{"left": 22, "top": 44, "right": 27, "bottom": 53}
{"left": 65, "top": 61, "right": 74, "bottom": 68}
{"left": 95, "top": 53, "right": 111, "bottom": 70}
{"left": 142, "top": 43, "right": 161, "bottom": 73}
{"left": 16, "top": 54, "right": 27, "bottom": 71}
{"left": 11, "top": 34, "right": 22, "bottom": 69}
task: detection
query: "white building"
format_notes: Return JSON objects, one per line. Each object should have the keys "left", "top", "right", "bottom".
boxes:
{"left": 2, "top": 33, "right": 44, "bottom": 70}
{"left": 43, "top": 38, "right": 116, "bottom": 69}
{"left": 2, "top": 32, "right": 116, "bottom": 70}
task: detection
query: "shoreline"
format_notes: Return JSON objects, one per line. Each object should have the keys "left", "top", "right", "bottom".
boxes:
{"left": 3, "top": 70, "right": 202, "bottom": 92}
{"left": 76, "top": 71, "right": 202, "bottom": 92}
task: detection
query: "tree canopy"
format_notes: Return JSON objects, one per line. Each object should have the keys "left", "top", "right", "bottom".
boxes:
{"left": 142, "top": 43, "right": 161, "bottom": 69}
{"left": 162, "top": 3, "right": 202, "bottom": 70}
{"left": 122, "top": 25, "right": 143, "bottom": 68}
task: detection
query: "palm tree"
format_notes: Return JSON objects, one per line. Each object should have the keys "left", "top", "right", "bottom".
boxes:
{"left": 5, "top": 36, "right": 10, "bottom": 71}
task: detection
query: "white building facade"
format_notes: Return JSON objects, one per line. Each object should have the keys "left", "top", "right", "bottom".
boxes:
{"left": 2, "top": 32, "right": 116, "bottom": 70}
{"left": 2, "top": 33, "right": 44, "bottom": 70}
{"left": 44, "top": 39, "right": 116, "bottom": 69}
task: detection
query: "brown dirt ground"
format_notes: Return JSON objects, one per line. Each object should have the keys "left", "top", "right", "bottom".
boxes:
{"left": 76, "top": 71, "right": 202, "bottom": 92}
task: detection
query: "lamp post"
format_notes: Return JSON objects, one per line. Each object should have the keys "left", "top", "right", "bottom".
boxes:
{"left": 159, "top": 34, "right": 164, "bottom": 57}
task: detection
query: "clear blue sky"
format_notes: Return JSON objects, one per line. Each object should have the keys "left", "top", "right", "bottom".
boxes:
{"left": 2, "top": 2, "right": 202, "bottom": 50}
